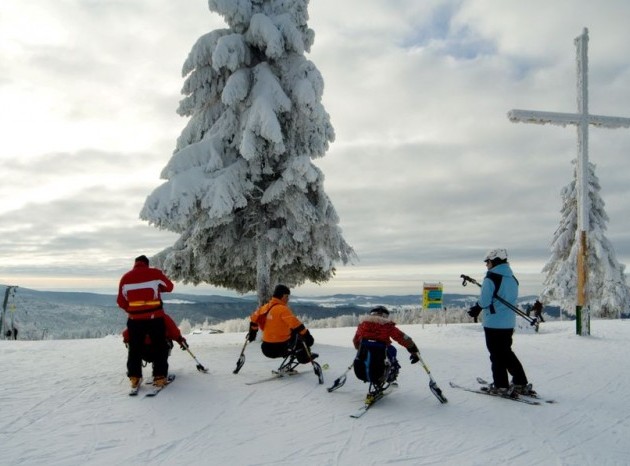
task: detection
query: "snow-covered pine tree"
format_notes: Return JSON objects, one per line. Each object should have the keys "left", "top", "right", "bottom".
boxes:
{"left": 140, "top": 0, "right": 356, "bottom": 304}
{"left": 541, "top": 159, "right": 630, "bottom": 318}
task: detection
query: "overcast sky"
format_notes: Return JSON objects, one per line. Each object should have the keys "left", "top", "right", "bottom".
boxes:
{"left": 2, "top": 0, "right": 630, "bottom": 298}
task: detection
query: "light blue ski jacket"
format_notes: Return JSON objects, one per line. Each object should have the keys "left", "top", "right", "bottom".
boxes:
{"left": 477, "top": 263, "right": 518, "bottom": 329}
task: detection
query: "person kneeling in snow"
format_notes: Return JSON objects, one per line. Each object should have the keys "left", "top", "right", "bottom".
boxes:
{"left": 248, "top": 284, "right": 318, "bottom": 368}
{"left": 122, "top": 313, "right": 188, "bottom": 377}
{"left": 352, "top": 306, "right": 421, "bottom": 387}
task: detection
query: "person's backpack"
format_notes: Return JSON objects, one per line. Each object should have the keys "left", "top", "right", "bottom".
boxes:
{"left": 353, "top": 339, "right": 391, "bottom": 385}
{"left": 257, "top": 303, "right": 279, "bottom": 331}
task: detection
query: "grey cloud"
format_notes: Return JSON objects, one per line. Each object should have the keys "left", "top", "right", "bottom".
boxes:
{"left": 3, "top": 0, "right": 630, "bottom": 295}
{"left": 0, "top": 182, "right": 176, "bottom": 266}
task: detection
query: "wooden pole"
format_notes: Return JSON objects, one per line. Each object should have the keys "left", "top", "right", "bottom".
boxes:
{"left": 576, "top": 231, "right": 590, "bottom": 335}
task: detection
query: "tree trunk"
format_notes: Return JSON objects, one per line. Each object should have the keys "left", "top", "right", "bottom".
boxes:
{"left": 256, "top": 226, "right": 271, "bottom": 307}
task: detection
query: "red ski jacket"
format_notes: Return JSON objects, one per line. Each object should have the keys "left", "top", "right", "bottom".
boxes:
{"left": 117, "top": 260, "right": 174, "bottom": 320}
{"left": 352, "top": 315, "right": 419, "bottom": 353}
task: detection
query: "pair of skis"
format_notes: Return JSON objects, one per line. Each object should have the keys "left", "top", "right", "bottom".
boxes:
{"left": 327, "top": 353, "right": 448, "bottom": 418}
{"left": 125, "top": 342, "right": 209, "bottom": 396}
{"left": 349, "top": 384, "right": 396, "bottom": 418}
{"left": 129, "top": 374, "right": 176, "bottom": 397}
{"left": 449, "top": 377, "right": 555, "bottom": 405}
{"left": 244, "top": 361, "right": 326, "bottom": 385}
{"left": 245, "top": 369, "right": 303, "bottom": 385}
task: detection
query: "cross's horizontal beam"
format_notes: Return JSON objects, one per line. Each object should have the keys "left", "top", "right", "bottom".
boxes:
{"left": 508, "top": 109, "right": 630, "bottom": 129}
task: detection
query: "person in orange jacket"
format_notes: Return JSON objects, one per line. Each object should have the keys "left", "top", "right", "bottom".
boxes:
{"left": 248, "top": 284, "right": 317, "bottom": 365}
{"left": 122, "top": 313, "right": 188, "bottom": 368}
{"left": 117, "top": 255, "right": 174, "bottom": 389}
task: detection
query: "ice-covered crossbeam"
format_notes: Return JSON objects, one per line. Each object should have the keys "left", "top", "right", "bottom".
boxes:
{"left": 508, "top": 109, "right": 630, "bottom": 129}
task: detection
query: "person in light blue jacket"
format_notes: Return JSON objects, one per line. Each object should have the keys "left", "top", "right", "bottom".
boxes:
{"left": 468, "top": 249, "right": 532, "bottom": 396}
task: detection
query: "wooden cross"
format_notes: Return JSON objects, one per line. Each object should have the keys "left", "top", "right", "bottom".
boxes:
{"left": 507, "top": 28, "right": 630, "bottom": 335}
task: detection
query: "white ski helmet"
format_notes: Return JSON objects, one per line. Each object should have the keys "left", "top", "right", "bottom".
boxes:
{"left": 484, "top": 248, "right": 508, "bottom": 262}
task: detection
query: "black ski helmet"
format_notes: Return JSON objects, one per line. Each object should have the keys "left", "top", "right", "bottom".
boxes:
{"left": 370, "top": 306, "right": 390, "bottom": 317}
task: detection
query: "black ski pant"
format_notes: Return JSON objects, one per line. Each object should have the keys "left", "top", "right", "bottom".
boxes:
{"left": 261, "top": 334, "right": 313, "bottom": 364}
{"left": 483, "top": 327, "right": 528, "bottom": 388}
{"left": 127, "top": 317, "right": 169, "bottom": 379}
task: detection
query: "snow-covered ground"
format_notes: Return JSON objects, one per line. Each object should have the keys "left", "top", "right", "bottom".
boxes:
{"left": 0, "top": 320, "right": 628, "bottom": 465}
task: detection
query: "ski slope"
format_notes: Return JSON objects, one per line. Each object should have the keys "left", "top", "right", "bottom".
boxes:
{"left": 0, "top": 320, "right": 628, "bottom": 465}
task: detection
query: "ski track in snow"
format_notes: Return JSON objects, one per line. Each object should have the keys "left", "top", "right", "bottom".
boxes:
{"left": 0, "top": 321, "right": 629, "bottom": 465}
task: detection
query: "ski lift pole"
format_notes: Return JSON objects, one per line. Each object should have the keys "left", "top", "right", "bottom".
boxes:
{"left": 460, "top": 274, "right": 539, "bottom": 328}
{"left": 1, "top": 286, "right": 17, "bottom": 340}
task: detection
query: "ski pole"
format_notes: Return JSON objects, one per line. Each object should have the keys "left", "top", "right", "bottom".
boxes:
{"left": 460, "top": 274, "right": 539, "bottom": 329}
{"left": 327, "top": 363, "right": 353, "bottom": 393}
{"left": 181, "top": 342, "right": 209, "bottom": 372}
{"left": 233, "top": 335, "right": 249, "bottom": 374}
{"left": 302, "top": 341, "right": 324, "bottom": 385}
{"left": 416, "top": 353, "right": 448, "bottom": 404}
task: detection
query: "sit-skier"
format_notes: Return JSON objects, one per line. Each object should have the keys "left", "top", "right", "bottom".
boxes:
{"left": 352, "top": 306, "right": 421, "bottom": 396}
{"left": 248, "top": 284, "right": 318, "bottom": 374}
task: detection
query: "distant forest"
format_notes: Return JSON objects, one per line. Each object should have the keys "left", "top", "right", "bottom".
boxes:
{"left": 1, "top": 287, "right": 561, "bottom": 340}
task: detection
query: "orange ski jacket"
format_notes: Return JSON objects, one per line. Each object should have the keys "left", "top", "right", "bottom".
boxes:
{"left": 250, "top": 297, "right": 308, "bottom": 343}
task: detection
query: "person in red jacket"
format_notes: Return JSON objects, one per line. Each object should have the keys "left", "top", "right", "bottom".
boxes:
{"left": 352, "top": 306, "right": 421, "bottom": 385}
{"left": 122, "top": 313, "right": 188, "bottom": 369}
{"left": 117, "top": 255, "right": 174, "bottom": 389}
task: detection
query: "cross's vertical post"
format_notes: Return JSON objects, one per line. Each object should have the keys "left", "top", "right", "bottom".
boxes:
{"left": 575, "top": 29, "right": 590, "bottom": 336}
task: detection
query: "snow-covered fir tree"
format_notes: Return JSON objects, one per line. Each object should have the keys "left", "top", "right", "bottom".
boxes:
{"left": 541, "top": 159, "right": 630, "bottom": 318}
{"left": 140, "top": 0, "right": 356, "bottom": 304}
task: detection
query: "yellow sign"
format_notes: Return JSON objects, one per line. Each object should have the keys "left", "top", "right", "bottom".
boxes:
{"left": 422, "top": 282, "right": 443, "bottom": 309}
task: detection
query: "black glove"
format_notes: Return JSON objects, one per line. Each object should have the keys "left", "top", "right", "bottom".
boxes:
{"left": 300, "top": 330, "right": 314, "bottom": 347}
{"left": 247, "top": 328, "right": 258, "bottom": 342}
{"left": 468, "top": 304, "right": 482, "bottom": 318}
{"left": 409, "top": 352, "right": 420, "bottom": 364}
{"left": 179, "top": 337, "right": 188, "bottom": 350}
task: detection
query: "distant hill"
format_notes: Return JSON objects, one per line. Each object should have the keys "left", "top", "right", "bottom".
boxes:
{"left": 2, "top": 287, "right": 551, "bottom": 340}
